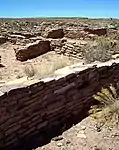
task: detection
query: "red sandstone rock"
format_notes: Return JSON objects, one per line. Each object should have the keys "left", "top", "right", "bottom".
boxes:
{"left": 15, "top": 40, "right": 51, "bottom": 61}
{"left": 0, "top": 36, "right": 8, "bottom": 44}
{"left": 46, "top": 28, "right": 64, "bottom": 39}
{"left": 84, "top": 27, "right": 107, "bottom": 36}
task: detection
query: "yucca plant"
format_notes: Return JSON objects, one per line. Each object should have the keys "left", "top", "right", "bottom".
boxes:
{"left": 89, "top": 85, "right": 119, "bottom": 128}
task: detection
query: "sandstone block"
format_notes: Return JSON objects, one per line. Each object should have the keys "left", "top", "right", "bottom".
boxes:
{"left": 84, "top": 27, "right": 107, "bottom": 36}
{"left": 46, "top": 28, "right": 64, "bottom": 39}
{"left": 0, "top": 36, "right": 8, "bottom": 44}
{"left": 15, "top": 40, "right": 51, "bottom": 61}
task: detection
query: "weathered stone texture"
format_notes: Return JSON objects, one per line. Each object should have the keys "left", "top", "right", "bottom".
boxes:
{"left": 0, "top": 36, "right": 8, "bottom": 44}
{"left": 44, "top": 28, "right": 64, "bottom": 39}
{"left": 51, "top": 39, "right": 86, "bottom": 59}
{"left": 64, "top": 28, "right": 107, "bottom": 39}
{"left": 84, "top": 27, "right": 107, "bottom": 36}
{"left": 15, "top": 40, "right": 51, "bottom": 61}
{"left": 0, "top": 62, "right": 119, "bottom": 149}
{"left": 65, "top": 29, "right": 89, "bottom": 39}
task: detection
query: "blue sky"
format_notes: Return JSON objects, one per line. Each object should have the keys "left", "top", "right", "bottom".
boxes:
{"left": 0, "top": 0, "right": 119, "bottom": 18}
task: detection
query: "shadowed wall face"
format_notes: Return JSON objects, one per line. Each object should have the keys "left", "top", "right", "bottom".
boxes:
{"left": 15, "top": 40, "right": 51, "bottom": 61}
{"left": 0, "top": 63, "right": 119, "bottom": 150}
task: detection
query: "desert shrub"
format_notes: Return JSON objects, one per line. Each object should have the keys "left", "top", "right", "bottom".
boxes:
{"left": 115, "top": 23, "right": 119, "bottom": 28}
{"left": 37, "top": 55, "right": 73, "bottom": 78}
{"left": 89, "top": 85, "right": 119, "bottom": 128}
{"left": 24, "top": 64, "right": 36, "bottom": 78}
{"left": 0, "top": 71, "right": 2, "bottom": 80}
{"left": 84, "top": 37, "right": 119, "bottom": 63}
{"left": 110, "top": 20, "right": 119, "bottom": 28}
{"left": 52, "top": 55, "right": 72, "bottom": 70}
{"left": 37, "top": 62, "right": 55, "bottom": 78}
{"left": 16, "top": 74, "right": 24, "bottom": 79}
{"left": 23, "top": 55, "right": 74, "bottom": 79}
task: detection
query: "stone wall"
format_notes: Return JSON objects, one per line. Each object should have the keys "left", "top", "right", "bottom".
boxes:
{"left": 14, "top": 38, "right": 88, "bottom": 61}
{"left": 64, "top": 29, "right": 89, "bottom": 39}
{"left": 15, "top": 40, "right": 51, "bottom": 61}
{"left": 84, "top": 27, "right": 107, "bottom": 36}
{"left": 64, "top": 28, "right": 107, "bottom": 39}
{"left": 51, "top": 39, "right": 87, "bottom": 59}
{"left": 0, "top": 62, "right": 119, "bottom": 150}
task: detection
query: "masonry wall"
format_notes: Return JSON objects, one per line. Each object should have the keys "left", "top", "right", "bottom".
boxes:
{"left": 0, "top": 63, "right": 119, "bottom": 150}
{"left": 51, "top": 39, "right": 85, "bottom": 59}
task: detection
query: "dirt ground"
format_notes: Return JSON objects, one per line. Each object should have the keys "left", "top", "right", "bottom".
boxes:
{"left": 36, "top": 116, "right": 119, "bottom": 150}
{"left": 0, "top": 42, "right": 119, "bottom": 150}
{"left": 1, "top": 18, "right": 119, "bottom": 150}
{"left": 0, "top": 42, "right": 79, "bottom": 83}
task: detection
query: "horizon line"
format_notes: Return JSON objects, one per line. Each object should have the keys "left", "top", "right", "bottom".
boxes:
{"left": 0, "top": 16, "right": 119, "bottom": 19}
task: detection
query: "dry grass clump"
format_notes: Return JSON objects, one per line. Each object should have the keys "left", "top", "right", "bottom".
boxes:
{"left": 89, "top": 85, "right": 119, "bottom": 128}
{"left": 52, "top": 55, "right": 73, "bottom": 70}
{"left": 24, "top": 55, "right": 73, "bottom": 79}
{"left": 37, "top": 55, "right": 73, "bottom": 78}
{"left": 0, "top": 71, "right": 2, "bottom": 80}
{"left": 24, "top": 64, "right": 36, "bottom": 78}
{"left": 36, "top": 62, "right": 54, "bottom": 78}
{"left": 84, "top": 37, "right": 119, "bottom": 63}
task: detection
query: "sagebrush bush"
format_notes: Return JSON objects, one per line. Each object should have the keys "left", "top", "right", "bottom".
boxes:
{"left": 84, "top": 37, "right": 119, "bottom": 63}
{"left": 24, "top": 64, "right": 36, "bottom": 78}
{"left": 52, "top": 55, "right": 72, "bottom": 70}
{"left": 23, "top": 55, "right": 73, "bottom": 79}
{"left": 89, "top": 85, "right": 119, "bottom": 128}
{"left": 111, "top": 20, "right": 119, "bottom": 28}
{"left": 37, "top": 56, "right": 72, "bottom": 78}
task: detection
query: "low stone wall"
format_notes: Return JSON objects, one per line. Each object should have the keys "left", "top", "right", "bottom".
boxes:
{"left": 64, "top": 28, "right": 107, "bottom": 39}
{"left": 51, "top": 39, "right": 87, "bottom": 59}
{"left": 64, "top": 29, "right": 89, "bottom": 39}
{"left": 14, "top": 38, "right": 87, "bottom": 61}
{"left": 0, "top": 62, "right": 119, "bottom": 150}
{"left": 60, "top": 41, "right": 87, "bottom": 59}
{"left": 84, "top": 27, "right": 107, "bottom": 36}
{"left": 15, "top": 40, "right": 51, "bottom": 61}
